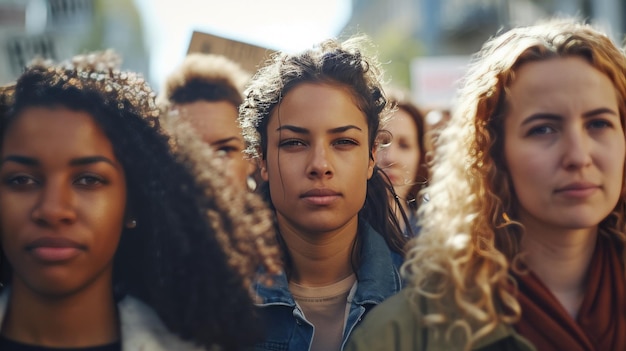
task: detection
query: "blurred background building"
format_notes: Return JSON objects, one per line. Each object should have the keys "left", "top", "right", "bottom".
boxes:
{"left": 0, "top": 0, "right": 623, "bottom": 110}
{"left": 343, "top": 0, "right": 624, "bottom": 109}
{"left": 0, "top": 0, "right": 148, "bottom": 85}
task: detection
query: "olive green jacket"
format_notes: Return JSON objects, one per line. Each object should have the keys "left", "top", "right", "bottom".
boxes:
{"left": 345, "top": 290, "right": 537, "bottom": 351}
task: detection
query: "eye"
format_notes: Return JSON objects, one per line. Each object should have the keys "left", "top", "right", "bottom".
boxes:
{"left": 6, "top": 175, "right": 38, "bottom": 187}
{"left": 215, "top": 146, "right": 240, "bottom": 157}
{"left": 398, "top": 141, "right": 411, "bottom": 150}
{"left": 587, "top": 119, "right": 613, "bottom": 130}
{"left": 279, "top": 139, "right": 306, "bottom": 148}
{"left": 527, "top": 125, "right": 556, "bottom": 136}
{"left": 333, "top": 138, "right": 359, "bottom": 148}
{"left": 74, "top": 174, "right": 106, "bottom": 187}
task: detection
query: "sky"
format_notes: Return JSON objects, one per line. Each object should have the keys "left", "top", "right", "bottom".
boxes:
{"left": 132, "top": 0, "right": 351, "bottom": 88}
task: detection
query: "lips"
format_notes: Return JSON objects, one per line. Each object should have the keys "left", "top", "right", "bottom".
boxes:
{"left": 300, "top": 188, "right": 342, "bottom": 206}
{"left": 26, "top": 237, "right": 85, "bottom": 263}
{"left": 554, "top": 182, "right": 600, "bottom": 198}
{"left": 555, "top": 182, "right": 600, "bottom": 192}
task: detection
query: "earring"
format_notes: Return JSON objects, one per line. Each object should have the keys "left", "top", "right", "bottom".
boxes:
{"left": 247, "top": 176, "right": 257, "bottom": 192}
{"left": 502, "top": 212, "right": 511, "bottom": 224}
{"left": 126, "top": 219, "right": 137, "bottom": 229}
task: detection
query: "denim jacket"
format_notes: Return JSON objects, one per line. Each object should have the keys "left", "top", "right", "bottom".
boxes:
{"left": 252, "top": 223, "right": 403, "bottom": 351}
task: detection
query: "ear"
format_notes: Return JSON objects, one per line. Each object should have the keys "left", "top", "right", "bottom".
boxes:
{"left": 123, "top": 213, "right": 137, "bottom": 229}
{"left": 123, "top": 200, "right": 136, "bottom": 229}
{"left": 259, "top": 158, "right": 269, "bottom": 181}
{"left": 367, "top": 147, "right": 377, "bottom": 180}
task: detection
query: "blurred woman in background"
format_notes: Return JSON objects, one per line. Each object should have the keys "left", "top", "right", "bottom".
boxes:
{"left": 378, "top": 88, "right": 428, "bottom": 236}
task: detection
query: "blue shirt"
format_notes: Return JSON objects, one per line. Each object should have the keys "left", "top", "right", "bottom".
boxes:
{"left": 252, "top": 223, "right": 403, "bottom": 351}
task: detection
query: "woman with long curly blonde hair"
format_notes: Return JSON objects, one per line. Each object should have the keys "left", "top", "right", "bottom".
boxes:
{"left": 347, "top": 18, "right": 626, "bottom": 351}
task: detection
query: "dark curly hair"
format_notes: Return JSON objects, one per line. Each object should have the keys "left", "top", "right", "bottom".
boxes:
{"left": 0, "top": 51, "right": 280, "bottom": 351}
{"left": 239, "top": 37, "right": 408, "bottom": 264}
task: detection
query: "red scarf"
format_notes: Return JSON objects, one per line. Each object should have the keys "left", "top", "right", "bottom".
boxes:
{"left": 512, "top": 235, "right": 626, "bottom": 351}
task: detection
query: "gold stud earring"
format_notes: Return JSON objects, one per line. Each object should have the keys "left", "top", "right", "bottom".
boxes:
{"left": 126, "top": 219, "right": 137, "bottom": 229}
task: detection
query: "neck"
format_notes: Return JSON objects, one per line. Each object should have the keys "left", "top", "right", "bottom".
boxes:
{"left": 2, "top": 273, "right": 119, "bottom": 347}
{"left": 277, "top": 216, "right": 359, "bottom": 287}
{"left": 520, "top": 223, "right": 597, "bottom": 318}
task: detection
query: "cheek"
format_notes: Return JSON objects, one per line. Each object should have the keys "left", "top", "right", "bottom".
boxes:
{"left": 89, "top": 206, "right": 125, "bottom": 260}
{"left": 80, "top": 190, "right": 126, "bottom": 237}
{"left": 0, "top": 192, "right": 30, "bottom": 238}
{"left": 404, "top": 149, "right": 421, "bottom": 172}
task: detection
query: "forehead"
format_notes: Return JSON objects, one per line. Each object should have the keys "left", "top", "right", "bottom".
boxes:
{"left": 2, "top": 107, "right": 116, "bottom": 159}
{"left": 386, "top": 109, "right": 418, "bottom": 135}
{"left": 175, "top": 100, "right": 242, "bottom": 140}
{"left": 269, "top": 83, "right": 367, "bottom": 130}
{"left": 506, "top": 56, "right": 618, "bottom": 114}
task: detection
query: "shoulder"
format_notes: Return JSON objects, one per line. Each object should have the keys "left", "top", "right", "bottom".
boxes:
{"left": 346, "top": 289, "right": 424, "bottom": 351}
{"left": 119, "top": 296, "right": 218, "bottom": 351}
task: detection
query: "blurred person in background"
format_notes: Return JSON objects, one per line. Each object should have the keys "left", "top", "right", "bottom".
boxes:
{"left": 0, "top": 51, "right": 280, "bottom": 351}
{"left": 347, "top": 18, "right": 626, "bottom": 351}
{"left": 159, "top": 53, "right": 257, "bottom": 191}
{"left": 378, "top": 87, "right": 428, "bottom": 237}
{"left": 239, "top": 36, "right": 409, "bottom": 351}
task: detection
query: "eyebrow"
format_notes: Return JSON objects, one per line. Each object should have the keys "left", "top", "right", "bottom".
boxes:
{"left": 276, "top": 125, "right": 363, "bottom": 134}
{"left": 520, "top": 108, "right": 619, "bottom": 126}
{"left": 69, "top": 156, "right": 118, "bottom": 168}
{"left": 211, "top": 136, "right": 242, "bottom": 145}
{"left": 0, "top": 155, "right": 118, "bottom": 168}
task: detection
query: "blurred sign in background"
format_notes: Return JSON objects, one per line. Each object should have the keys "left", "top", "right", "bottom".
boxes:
{"left": 187, "top": 31, "right": 276, "bottom": 74}
{"left": 1, "top": 0, "right": 624, "bottom": 110}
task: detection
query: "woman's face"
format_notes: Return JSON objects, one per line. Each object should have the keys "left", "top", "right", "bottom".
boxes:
{"left": 260, "top": 83, "right": 375, "bottom": 235}
{"left": 504, "top": 56, "right": 625, "bottom": 233}
{"left": 176, "top": 100, "right": 253, "bottom": 189}
{"left": 378, "top": 108, "right": 421, "bottom": 200}
{"left": 0, "top": 107, "right": 127, "bottom": 296}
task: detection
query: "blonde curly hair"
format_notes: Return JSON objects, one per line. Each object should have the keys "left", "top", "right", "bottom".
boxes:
{"left": 159, "top": 53, "right": 250, "bottom": 108}
{"left": 402, "top": 18, "right": 626, "bottom": 349}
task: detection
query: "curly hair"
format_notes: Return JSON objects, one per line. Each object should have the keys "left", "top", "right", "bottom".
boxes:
{"left": 159, "top": 53, "right": 250, "bottom": 108}
{"left": 0, "top": 51, "right": 281, "bottom": 351}
{"left": 402, "top": 18, "right": 626, "bottom": 349}
{"left": 239, "top": 36, "right": 408, "bottom": 264}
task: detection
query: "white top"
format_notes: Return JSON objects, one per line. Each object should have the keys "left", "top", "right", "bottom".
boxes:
{"left": 290, "top": 274, "right": 357, "bottom": 351}
{"left": 0, "top": 290, "right": 216, "bottom": 351}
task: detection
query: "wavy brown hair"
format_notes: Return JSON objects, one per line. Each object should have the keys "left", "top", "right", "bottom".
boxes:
{"left": 239, "top": 36, "right": 409, "bottom": 269}
{"left": 402, "top": 18, "right": 626, "bottom": 349}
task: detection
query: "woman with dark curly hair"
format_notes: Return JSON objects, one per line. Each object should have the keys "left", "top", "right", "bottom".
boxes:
{"left": 0, "top": 51, "right": 280, "bottom": 351}
{"left": 347, "top": 18, "right": 626, "bottom": 351}
{"left": 239, "top": 37, "right": 409, "bottom": 351}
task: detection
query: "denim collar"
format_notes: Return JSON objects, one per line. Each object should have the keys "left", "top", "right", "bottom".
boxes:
{"left": 255, "top": 222, "right": 402, "bottom": 306}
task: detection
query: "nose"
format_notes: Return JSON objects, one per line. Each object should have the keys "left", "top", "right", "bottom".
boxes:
{"left": 306, "top": 143, "right": 333, "bottom": 179}
{"left": 561, "top": 127, "right": 593, "bottom": 170}
{"left": 31, "top": 179, "right": 77, "bottom": 227}
{"left": 378, "top": 144, "right": 397, "bottom": 168}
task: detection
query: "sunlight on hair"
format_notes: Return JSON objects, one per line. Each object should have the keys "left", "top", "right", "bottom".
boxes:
{"left": 446, "top": 233, "right": 470, "bottom": 250}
